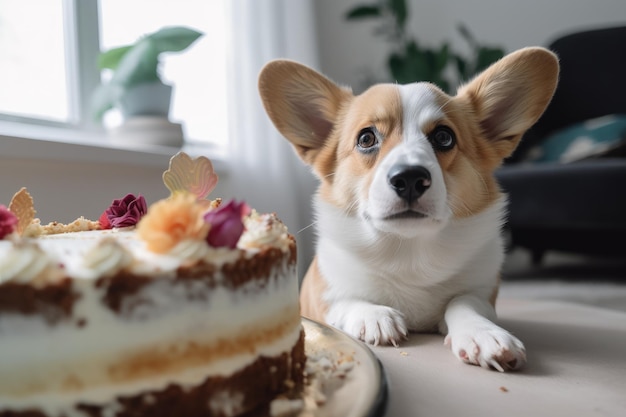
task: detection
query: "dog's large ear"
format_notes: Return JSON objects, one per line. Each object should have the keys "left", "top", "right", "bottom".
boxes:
{"left": 258, "top": 60, "right": 352, "bottom": 165}
{"left": 457, "top": 47, "right": 559, "bottom": 159}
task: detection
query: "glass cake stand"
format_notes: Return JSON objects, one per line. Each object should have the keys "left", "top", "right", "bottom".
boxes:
{"left": 302, "top": 318, "right": 388, "bottom": 417}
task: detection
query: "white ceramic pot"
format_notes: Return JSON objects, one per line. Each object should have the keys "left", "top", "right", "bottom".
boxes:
{"left": 118, "top": 81, "right": 172, "bottom": 119}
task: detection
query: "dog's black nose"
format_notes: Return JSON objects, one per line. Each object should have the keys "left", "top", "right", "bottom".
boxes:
{"left": 387, "top": 164, "right": 432, "bottom": 202}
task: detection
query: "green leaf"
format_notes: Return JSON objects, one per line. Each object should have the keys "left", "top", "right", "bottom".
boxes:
{"left": 398, "top": 40, "right": 451, "bottom": 86}
{"left": 475, "top": 47, "right": 505, "bottom": 72}
{"left": 345, "top": 5, "right": 381, "bottom": 20}
{"left": 405, "top": 39, "right": 419, "bottom": 56}
{"left": 390, "top": 50, "right": 425, "bottom": 84}
{"left": 454, "top": 55, "right": 469, "bottom": 81}
{"left": 146, "top": 26, "right": 203, "bottom": 54}
{"left": 97, "top": 45, "right": 133, "bottom": 70}
{"left": 388, "top": 42, "right": 417, "bottom": 83}
{"left": 91, "top": 83, "right": 123, "bottom": 121}
{"left": 109, "top": 40, "right": 161, "bottom": 87}
{"left": 387, "top": 0, "right": 408, "bottom": 30}
{"left": 438, "top": 79, "right": 450, "bottom": 93}
{"left": 92, "top": 41, "right": 160, "bottom": 121}
{"left": 435, "top": 43, "right": 450, "bottom": 72}
{"left": 389, "top": 53, "right": 407, "bottom": 82}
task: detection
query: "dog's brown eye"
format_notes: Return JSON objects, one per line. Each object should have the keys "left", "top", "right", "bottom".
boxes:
{"left": 357, "top": 128, "right": 378, "bottom": 151}
{"left": 429, "top": 126, "right": 456, "bottom": 151}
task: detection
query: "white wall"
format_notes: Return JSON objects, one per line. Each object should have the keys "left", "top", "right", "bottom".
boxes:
{"left": 314, "top": 0, "right": 626, "bottom": 88}
{"left": 0, "top": 149, "right": 230, "bottom": 225}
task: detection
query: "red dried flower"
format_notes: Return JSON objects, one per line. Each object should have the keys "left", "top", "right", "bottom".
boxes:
{"left": 0, "top": 205, "right": 19, "bottom": 239}
{"left": 102, "top": 194, "right": 147, "bottom": 228}
{"left": 204, "top": 200, "right": 250, "bottom": 249}
{"left": 98, "top": 211, "right": 111, "bottom": 230}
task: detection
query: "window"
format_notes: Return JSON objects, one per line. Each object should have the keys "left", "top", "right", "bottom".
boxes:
{"left": 0, "top": 0, "right": 229, "bottom": 148}
{"left": 0, "top": 1, "right": 70, "bottom": 122}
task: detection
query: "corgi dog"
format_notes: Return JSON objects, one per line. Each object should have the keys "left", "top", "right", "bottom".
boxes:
{"left": 258, "top": 47, "right": 558, "bottom": 371}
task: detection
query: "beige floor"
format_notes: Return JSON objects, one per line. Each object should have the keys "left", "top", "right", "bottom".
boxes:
{"left": 500, "top": 247, "right": 626, "bottom": 312}
{"left": 374, "top": 248, "right": 626, "bottom": 417}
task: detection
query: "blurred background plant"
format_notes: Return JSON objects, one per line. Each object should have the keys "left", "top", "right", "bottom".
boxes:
{"left": 91, "top": 26, "right": 203, "bottom": 122}
{"left": 345, "top": 0, "right": 505, "bottom": 92}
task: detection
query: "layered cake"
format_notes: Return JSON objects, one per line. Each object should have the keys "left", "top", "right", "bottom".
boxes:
{"left": 0, "top": 152, "right": 305, "bottom": 417}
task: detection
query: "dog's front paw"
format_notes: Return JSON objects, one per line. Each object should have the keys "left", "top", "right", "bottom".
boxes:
{"left": 328, "top": 302, "right": 408, "bottom": 346}
{"left": 445, "top": 325, "right": 526, "bottom": 372}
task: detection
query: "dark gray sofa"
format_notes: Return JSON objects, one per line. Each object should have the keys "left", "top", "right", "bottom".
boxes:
{"left": 496, "top": 25, "right": 626, "bottom": 264}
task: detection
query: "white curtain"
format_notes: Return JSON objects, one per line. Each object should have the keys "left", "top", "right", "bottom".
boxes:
{"left": 225, "top": 0, "right": 319, "bottom": 280}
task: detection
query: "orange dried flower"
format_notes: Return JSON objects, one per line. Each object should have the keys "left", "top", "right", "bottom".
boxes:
{"left": 137, "top": 192, "right": 210, "bottom": 253}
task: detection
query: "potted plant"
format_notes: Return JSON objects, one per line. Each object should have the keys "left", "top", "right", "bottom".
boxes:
{"left": 345, "top": 0, "right": 505, "bottom": 92}
{"left": 91, "top": 25, "right": 203, "bottom": 146}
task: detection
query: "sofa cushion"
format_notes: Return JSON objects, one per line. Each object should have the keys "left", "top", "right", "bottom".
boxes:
{"left": 525, "top": 114, "right": 626, "bottom": 163}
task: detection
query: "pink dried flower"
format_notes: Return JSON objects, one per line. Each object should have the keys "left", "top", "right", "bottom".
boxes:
{"left": 0, "top": 205, "right": 19, "bottom": 239}
{"left": 103, "top": 194, "right": 147, "bottom": 228}
{"left": 99, "top": 211, "right": 111, "bottom": 230}
{"left": 204, "top": 200, "right": 251, "bottom": 248}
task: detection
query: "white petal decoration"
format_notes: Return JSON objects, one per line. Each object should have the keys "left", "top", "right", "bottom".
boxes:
{"left": 8, "top": 187, "right": 36, "bottom": 236}
{"left": 162, "top": 152, "right": 219, "bottom": 200}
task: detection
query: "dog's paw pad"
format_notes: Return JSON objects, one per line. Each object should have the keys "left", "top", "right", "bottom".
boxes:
{"left": 341, "top": 305, "right": 408, "bottom": 346}
{"left": 447, "top": 328, "right": 526, "bottom": 372}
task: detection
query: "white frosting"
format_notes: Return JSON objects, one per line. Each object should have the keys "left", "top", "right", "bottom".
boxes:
{"left": 0, "top": 214, "right": 300, "bottom": 416}
{"left": 168, "top": 238, "right": 210, "bottom": 262}
{"left": 82, "top": 238, "right": 133, "bottom": 279}
{"left": 238, "top": 212, "right": 291, "bottom": 251}
{"left": 0, "top": 241, "right": 63, "bottom": 285}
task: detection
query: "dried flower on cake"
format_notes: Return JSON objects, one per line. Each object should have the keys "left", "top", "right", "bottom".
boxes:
{"left": 101, "top": 194, "right": 147, "bottom": 229}
{"left": 204, "top": 199, "right": 250, "bottom": 249}
{"left": 0, "top": 205, "right": 18, "bottom": 239}
{"left": 137, "top": 192, "right": 210, "bottom": 253}
{"left": 98, "top": 211, "right": 111, "bottom": 230}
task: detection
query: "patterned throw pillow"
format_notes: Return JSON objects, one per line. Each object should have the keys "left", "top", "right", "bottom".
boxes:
{"left": 526, "top": 114, "right": 626, "bottom": 163}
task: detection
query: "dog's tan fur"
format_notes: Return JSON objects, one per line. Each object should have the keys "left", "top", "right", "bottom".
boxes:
{"left": 299, "top": 257, "right": 329, "bottom": 321}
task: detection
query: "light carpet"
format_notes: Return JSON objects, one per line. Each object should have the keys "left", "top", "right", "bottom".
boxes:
{"left": 500, "top": 248, "right": 626, "bottom": 312}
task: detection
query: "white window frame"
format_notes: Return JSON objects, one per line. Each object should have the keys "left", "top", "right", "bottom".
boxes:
{"left": 67, "top": 0, "right": 101, "bottom": 131}
{"left": 0, "top": 0, "right": 223, "bottom": 167}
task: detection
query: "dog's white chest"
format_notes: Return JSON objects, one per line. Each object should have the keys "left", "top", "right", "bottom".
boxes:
{"left": 316, "top": 197, "right": 506, "bottom": 331}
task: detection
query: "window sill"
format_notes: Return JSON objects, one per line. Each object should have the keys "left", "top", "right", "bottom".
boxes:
{"left": 0, "top": 120, "right": 229, "bottom": 172}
